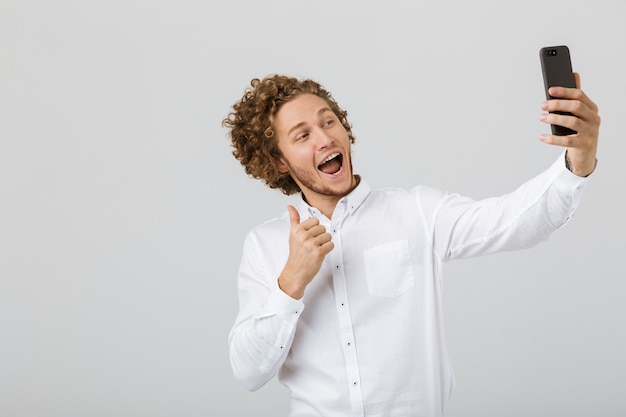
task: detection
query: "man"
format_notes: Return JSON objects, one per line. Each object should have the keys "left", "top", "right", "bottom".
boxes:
{"left": 222, "top": 74, "right": 600, "bottom": 416}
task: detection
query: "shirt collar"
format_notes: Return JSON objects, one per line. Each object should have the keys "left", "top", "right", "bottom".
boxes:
{"left": 295, "top": 176, "right": 371, "bottom": 220}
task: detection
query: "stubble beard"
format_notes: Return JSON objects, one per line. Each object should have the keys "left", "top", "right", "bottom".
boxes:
{"left": 285, "top": 158, "right": 355, "bottom": 199}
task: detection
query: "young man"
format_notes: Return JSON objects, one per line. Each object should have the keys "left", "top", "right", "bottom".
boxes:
{"left": 222, "top": 74, "right": 600, "bottom": 416}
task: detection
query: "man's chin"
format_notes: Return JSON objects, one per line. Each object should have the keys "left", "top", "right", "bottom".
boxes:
{"left": 322, "top": 174, "right": 357, "bottom": 196}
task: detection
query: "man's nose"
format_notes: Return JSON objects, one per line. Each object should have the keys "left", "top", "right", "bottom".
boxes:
{"left": 314, "top": 128, "right": 333, "bottom": 149}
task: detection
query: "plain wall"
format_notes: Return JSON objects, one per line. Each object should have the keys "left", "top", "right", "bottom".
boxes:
{"left": 1, "top": 0, "right": 624, "bottom": 416}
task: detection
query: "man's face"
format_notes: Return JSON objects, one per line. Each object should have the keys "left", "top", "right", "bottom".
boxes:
{"left": 274, "top": 93, "right": 356, "bottom": 205}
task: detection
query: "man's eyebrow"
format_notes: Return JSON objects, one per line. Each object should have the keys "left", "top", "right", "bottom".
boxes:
{"left": 287, "top": 107, "right": 334, "bottom": 137}
{"left": 287, "top": 121, "right": 307, "bottom": 137}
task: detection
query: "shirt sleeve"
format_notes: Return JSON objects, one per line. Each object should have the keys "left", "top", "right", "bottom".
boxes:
{"left": 417, "top": 152, "right": 591, "bottom": 262}
{"left": 228, "top": 229, "right": 304, "bottom": 391}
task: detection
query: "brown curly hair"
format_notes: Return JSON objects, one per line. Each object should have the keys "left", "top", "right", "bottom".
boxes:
{"left": 222, "top": 74, "right": 355, "bottom": 195}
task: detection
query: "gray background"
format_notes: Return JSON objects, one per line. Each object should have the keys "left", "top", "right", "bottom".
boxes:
{"left": 1, "top": 0, "right": 624, "bottom": 416}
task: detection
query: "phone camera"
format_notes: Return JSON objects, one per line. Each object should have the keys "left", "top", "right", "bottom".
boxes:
{"left": 545, "top": 49, "right": 558, "bottom": 57}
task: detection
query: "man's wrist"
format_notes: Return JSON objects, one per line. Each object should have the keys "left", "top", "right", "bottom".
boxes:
{"left": 278, "top": 274, "right": 305, "bottom": 300}
{"left": 565, "top": 150, "right": 597, "bottom": 177}
{"left": 564, "top": 150, "right": 573, "bottom": 172}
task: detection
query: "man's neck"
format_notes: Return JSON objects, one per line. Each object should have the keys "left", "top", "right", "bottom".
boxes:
{"left": 302, "top": 175, "right": 360, "bottom": 219}
{"left": 305, "top": 195, "right": 341, "bottom": 220}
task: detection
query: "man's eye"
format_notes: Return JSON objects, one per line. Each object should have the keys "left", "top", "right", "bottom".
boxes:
{"left": 323, "top": 119, "right": 334, "bottom": 127}
{"left": 296, "top": 133, "right": 309, "bottom": 141}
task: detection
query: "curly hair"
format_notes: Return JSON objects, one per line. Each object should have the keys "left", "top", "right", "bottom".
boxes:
{"left": 222, "top": 74, "right": 355, "bottom": 195}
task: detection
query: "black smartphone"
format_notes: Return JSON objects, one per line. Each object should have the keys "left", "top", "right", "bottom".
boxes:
{"left": 540, "top": 45, "right": 577, "bottom": 136}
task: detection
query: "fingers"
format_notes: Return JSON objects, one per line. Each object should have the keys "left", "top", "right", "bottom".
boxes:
{"left": 313, "top": 228, "right": 333, "bottom": 248}
{"left": 546, "top": 89, "right": 597, "bottom": 114}
{"left": 539, "top": 108, "right": 582, "bottom": 136}
{"left": 540, "top": 77, "right": 600, "bottom": 137}
{"left": 539, "top": 107, "right": 599, "bottom": 145}
{"left": 288, "top": 205, "right": 323, "bottom": 234}
{"left": 540, "top": 98, "right": 600, "bottom": 136}
{"left": 281, "top": 206, "right": 334, "bottom": 298}
{"left": 542, "top": 98, "right": 591, "bottom": 119}
{"left": 539, "top": 130, "right": 576, "bottom": 147}
{"left": 287, "top": 205, "right": 333, "bottom": 250}
{"left": 288, "top": 205, "right": 324, "bottom": 231}
{"left": 304, "top": 223, "right": 330, "bottom": 244}
{"left": 538, "top": 73, "right": 600, "bottom": 176}
{"left": 287, "top": 205, "right": 300, "bottom": 227}
{"left": 573, "top": 72, "right": 581, "bottom": 89}
{"left": 546, "top": 84, "right": 598, "bottom": 114}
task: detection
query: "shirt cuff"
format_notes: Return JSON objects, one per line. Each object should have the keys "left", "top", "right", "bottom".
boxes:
{"left": 267, "top": 286, "right": 305, "bottom": 321}
{"left": 553, "top": 151, "right": 591, "bottom": 192}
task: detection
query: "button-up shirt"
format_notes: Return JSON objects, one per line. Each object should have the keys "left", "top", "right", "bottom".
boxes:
{"left": 229, "top": 154, "right": 590, "bottom": 417}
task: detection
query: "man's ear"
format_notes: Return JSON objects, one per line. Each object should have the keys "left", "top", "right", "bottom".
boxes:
{"left": 275, "top": 156, "right": 289, "bottom": 174}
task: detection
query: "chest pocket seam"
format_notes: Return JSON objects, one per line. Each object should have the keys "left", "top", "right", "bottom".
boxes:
{"left": 363, "top": 239, "right": 415, "bottom": 297}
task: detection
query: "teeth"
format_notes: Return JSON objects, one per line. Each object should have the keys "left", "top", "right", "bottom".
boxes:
{"left": 322, "top": 152, "right": 340, "bottom": 164}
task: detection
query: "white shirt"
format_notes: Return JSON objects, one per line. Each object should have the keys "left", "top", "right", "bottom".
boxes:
{"left": 229, "top": 154, "right": 590, "bottom": 417}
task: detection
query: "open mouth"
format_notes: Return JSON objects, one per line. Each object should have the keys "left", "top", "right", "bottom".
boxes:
{"left": 318, "top": 152, "right": 344, "bottom": 175}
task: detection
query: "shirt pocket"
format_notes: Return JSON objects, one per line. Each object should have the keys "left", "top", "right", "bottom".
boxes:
{"left": 363, "top": 239, "right": 415, "bottom": 298}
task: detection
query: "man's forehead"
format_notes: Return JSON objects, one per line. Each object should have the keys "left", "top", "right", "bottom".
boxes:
{"left": 276, "top": 95, "right": 332, "bottom": 132}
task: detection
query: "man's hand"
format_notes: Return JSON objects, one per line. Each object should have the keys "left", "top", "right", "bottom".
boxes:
{"left": 539, "top": 72, "right": 601, "bottom": 177}
{"left": 278, "top": 205, "right": 334, "bottom": 300}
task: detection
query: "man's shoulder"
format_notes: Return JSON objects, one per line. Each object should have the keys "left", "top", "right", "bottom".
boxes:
{"left": 247, "top": 210, "right": 290, "bottom": 237}
{"left": 368, "top": 184, "right": 447, "bottom": 203}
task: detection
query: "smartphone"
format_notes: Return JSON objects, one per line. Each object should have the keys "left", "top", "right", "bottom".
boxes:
{"left": 540, "top": 45, "right": 577, "bottom": 136}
